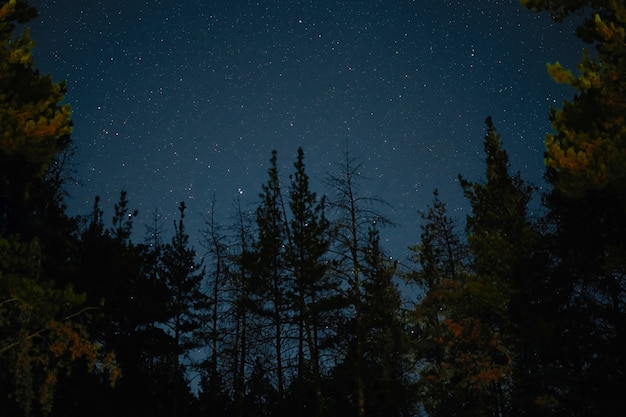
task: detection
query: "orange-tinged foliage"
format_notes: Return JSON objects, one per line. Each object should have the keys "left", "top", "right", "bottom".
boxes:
{"left": 470, "top": 364, "right": 505, "bottom": 387}
{"left": 0, "top": 0, "right": 17, "bottom": 23}
{"left": 2, "top": 307, "right": 122, "bottom": 414}
{"left": 440, "top": 278, "right": 460, "bottom": 290}
{"left": 1, "top": 240, "right": 120, "bottom": 415}
{"left": 444, "top": 318, "right": 464, "bottom": 338}
{"left": 47, "top": 340, "right": 65, "bottom": 357}
{"left": 1, "top": 2, "right": 120, "bottom": 415}
{"left": 542, "top": 2, "right": 626, "bottom": 196}
{"left": 47, "top": 320, "right": 98, "bottom": 363}
{"left": 1, "top": 1, "right": 72, "bottom": 192}
{"left": 547, "top": 62, "right": 574, "bottom": 84}
{"left": 444, "top": 317, "right": 482, "bottom": 342}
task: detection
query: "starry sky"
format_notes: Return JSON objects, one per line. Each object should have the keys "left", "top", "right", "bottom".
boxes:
{"left": 28, "top": 0, "right": 582, "bottom": 258}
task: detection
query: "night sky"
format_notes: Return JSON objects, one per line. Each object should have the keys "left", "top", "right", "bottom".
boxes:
{"left": 28, "top": 0, "right": 582, "bottom": 258}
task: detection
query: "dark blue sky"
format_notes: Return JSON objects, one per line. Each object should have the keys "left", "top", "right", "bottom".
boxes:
{"left": 29, "top": 0, "right": 581, "bottom": 258}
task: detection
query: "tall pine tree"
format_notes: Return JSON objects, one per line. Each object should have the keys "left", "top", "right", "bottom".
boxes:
{"left": 0, "top": 2, "right": 118, "bottom": 414}
{"left": 248, "top": 150, "right": 290, "bottom": 412}
{"left": 324, "top": 150, "right": 392, "bottom": 417}
{"left": 411, "top": 118, "right": 538, "bottom": 417}
{"left": 285, "top": 147, "right": 335, "bottom": 417}
{"left": 160, "top": 202, "right": 207, "bottom": 417}
{"left": 360, "top": 226, "right": 413, "bottom": 417}
{"left": 523, "top": 2, "right": 626, "bottom": 415}
{"left": 459, "top": 117, "right": 540, "bottom": 416}
{"left": 406, "top": 190, "right": 469, "bottom": 417}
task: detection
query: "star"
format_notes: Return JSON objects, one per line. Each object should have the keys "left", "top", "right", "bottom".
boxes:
{"left": 30, "top": 0, "right": 582, "bottom": 258}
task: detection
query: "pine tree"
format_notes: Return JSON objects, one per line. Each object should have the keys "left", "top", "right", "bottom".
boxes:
{"left": 411, "top": 118, "right": 538, "bottom": 417}
{"left": 0, "top": 3, "right": 118, "bottom": 414}
{"left": 459, "top": 117, "right": 536, "bottom": 327}
{"left": 249, "top": 150, "right": 290, "bottom": 409}
{"left": 285, "top": 147, "right": 335, "bottom": 417}
{"left": 230, "top": 196, "right": 255, "bottom": 417}
{"left": 111, "top": 190, "right": 138, "bottom": 243}
{"left": 360, "top": 226, "right": 413, "bottom": 417}
{"left": 406, "top": 189, "right": 468, "bottom": 289}
{"left": 521, "top": 0, "right": 626, "bottom": 197}
{"left": 325, "top": 150, "right": 391, "bottom": 417}
{"left": 406, "top": 190, "right": 469, "bottom": 417}
{"left": 0, "top": 236, "right": 118, "bottom": 416}
{"left": 522, "top": 2, "right": 626, "bottom": 415}
{"left": 63, "top": 194, "right": 173, "bottom": 417}
{"left": 459, "top": 117, "right": 539, "bottom": 416}
{"left": 198, "top": 196, "right": 232, "bottom": 417}
{"left": 0, "top": 0, "right": 71, "bottom": 229}
{"left": 160, "top": 201, "right": 208, "bottom": 417}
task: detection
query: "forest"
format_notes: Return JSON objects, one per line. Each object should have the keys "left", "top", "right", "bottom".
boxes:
{"left": 1, "top": 0, "right": 626, "bottom": 416}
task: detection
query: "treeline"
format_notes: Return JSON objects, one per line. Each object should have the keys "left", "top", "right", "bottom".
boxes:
{"left": 2, "top": 1, "right": 626, "bottom": 417}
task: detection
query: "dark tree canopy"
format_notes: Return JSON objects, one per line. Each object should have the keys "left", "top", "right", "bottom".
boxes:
{"left": 3, "top": 1, "right": 626, "bottom": 416}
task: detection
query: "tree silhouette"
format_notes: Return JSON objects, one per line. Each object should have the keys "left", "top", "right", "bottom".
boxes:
{"left": 524, "top": 2, "right": 626, "bottom": 415}
{"left": 285, "top": 147, "right": 335, "bottom": 417}
{"left": 324, "top": 149, "right": 392, "bottom": 417}
{"left": 0, "top": 3, "right": 118, "bottom": 414}
{"left": 160, "top": 202, "right": 207, "bottom": 417}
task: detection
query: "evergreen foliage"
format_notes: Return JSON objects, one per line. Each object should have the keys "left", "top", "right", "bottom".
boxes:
{"left": 285, "top": 147, "right": 335, "bottom": 417}
{"left": 521, "top": 2, "right": 626, "bottom": 415}
{"left": 2, "top": 1, "right": 626, "bottom": 416}
{"left": 160, "top": 201, "right": 208, "bottom": 417}
{"left": 0, "top": 3, "right": 118, "bottom": 415}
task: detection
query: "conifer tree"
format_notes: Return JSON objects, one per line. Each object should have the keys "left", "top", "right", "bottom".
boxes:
{"left": 459, "top": 117, "right": 539, "bottom": 416}
{"left": 160, "top": 201, "right": 207, "bottom": 417}
{"left": 522, "top": 2, "right": 626, "bottom": 414}
{"left": 522, "top": 0, "right": 626, "bottom": 197}
{"left": 229, "top": 196, "right": 255, "bottom": 417}
{"left": 406, "top": 190, "right": 469, "bottom": 417}
{"left": 325, "top": 150, "right": 391, "bottom": 417}
{"left": 198, "top": 196, "right": 232, "bottom": 417}
{"left": 0, "top": 0, "right": 71, "bottom": 221}
{"left": 62, "top": 194, "right": 174, "bottom": 417}
{"left": 111, "top": 190, "right": 138, "bottom": 243}
{"left": 285, "top": 147, "right": 335, "bottom": 417}
{"left": 360, "top": 226, "right": 412, "bottom": 417}
{"left": 0, "top": 2, "right": 118, "bottom": 414}
{"left": 406, "top": 189, "right": 468, "bottom": 289}
{"left": 411, "top": 118, "right": 538, "bottom": 416}
{"left": 459, "top": 117, "right": 536, "bottom": 327}
{"left": 249, "top": 150, "right": 290, "bottom": 406}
